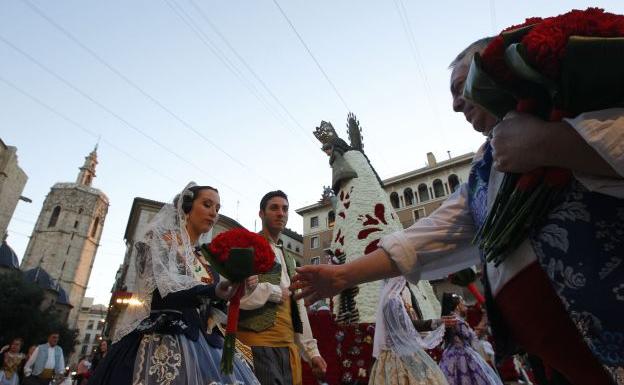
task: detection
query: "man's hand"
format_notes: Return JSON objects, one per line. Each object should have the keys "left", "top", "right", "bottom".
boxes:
{"left": 290, "top": 264, "right": 349, "bottom": 305}
{"left": 309, "top": 355, "right": 327, "bottom": 379}
{"left": 281, "top": 287, "right": 291, "bottom": 303}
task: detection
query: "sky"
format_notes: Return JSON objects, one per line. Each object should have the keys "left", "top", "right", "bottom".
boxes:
{"left": 2, "top": 0, "right": 622, "bottom": 305}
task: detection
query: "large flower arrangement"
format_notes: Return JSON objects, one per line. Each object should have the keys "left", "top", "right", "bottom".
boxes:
{"left": 466, "top": 8, "right": 624, "bottom": 265}
{"left": 200, "top": 228, "right": 275, "bottom": 373}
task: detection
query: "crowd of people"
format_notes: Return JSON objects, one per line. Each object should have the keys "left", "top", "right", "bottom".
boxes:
{"left": 0, "top": 333, "right": 110, "bottom": 385}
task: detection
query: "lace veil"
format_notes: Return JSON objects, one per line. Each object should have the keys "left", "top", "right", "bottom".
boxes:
{"left": 113, "top": 182, "right": 215, "bottom": 342}
{"left": 372, "top": 276, "right": 445, "bottom": 358}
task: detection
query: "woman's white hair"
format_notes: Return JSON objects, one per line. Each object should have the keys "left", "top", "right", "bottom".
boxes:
{"left": 449, "top": 37, "right": 494, "bottom": 69}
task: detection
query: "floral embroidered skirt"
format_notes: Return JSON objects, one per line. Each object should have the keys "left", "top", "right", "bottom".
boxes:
{"left": 89, "top": 331, "right": 259, "bottom": 385}
{"left": 369, "top": 349, "right": 449, "bottom": 385}
{"left": 439, "top": 345, "right": 502, "bottom": 385}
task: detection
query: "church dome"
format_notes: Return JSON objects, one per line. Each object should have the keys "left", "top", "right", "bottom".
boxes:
{"left": 0, "top": 241, "right": 19, "bottom": 269}
{"left": 23, "top": 267, "right": 71, "bottom": 305}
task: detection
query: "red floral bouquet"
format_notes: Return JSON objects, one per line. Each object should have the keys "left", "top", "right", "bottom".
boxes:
{"left": 465, "top": 8, "right": 624, "bottom": 265}
{"left": 200, "top": 228, "right": 275, "bottom": 373}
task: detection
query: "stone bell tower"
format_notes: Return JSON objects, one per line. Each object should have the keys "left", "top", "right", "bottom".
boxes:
{"left": 21, "top": 146, "right": 109, "bottom": 328}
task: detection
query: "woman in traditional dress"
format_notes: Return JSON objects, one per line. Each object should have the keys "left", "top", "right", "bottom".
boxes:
{"left": 439, "top": 293, "right": 502, "bottom": 385}
{"left": 89, "top": 182, "right": 259, "bottom": 385}
{"left": 0, "top": 338, "right": 25, "bottom": 385}
{"left": 370, "top": 277, "right": 448, "bottom": 385}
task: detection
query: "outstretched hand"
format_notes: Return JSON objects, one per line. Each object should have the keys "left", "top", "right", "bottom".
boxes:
{"left": 290, "top": 264, "right": 348, "bottom": 305}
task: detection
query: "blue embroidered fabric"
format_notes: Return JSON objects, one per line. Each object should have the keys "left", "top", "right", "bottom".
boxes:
{"left": 467, "top": 140, "right": 624, "bottom": 375}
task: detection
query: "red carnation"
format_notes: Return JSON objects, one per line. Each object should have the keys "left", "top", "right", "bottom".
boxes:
{"left": 201, "top": 227, "right": 276, "bottom": 374}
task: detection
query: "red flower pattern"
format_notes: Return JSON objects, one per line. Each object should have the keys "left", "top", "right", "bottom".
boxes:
{"left": 207, "top": 227, "right": 275, "bottom": 274}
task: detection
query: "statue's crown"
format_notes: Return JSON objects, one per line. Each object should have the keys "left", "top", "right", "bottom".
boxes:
{"left": 313, "top": 121, "right": 338, "bottom": 145}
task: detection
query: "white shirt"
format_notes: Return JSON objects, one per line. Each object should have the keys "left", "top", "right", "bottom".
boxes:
{"left": 23, "top": 344, "right": 65, "bottom": 377}
{"left": 380, "top": 108, "right": 624, "bottom": 295}
{"left": 239, "top": 239, "right": 321, "bottom": 361}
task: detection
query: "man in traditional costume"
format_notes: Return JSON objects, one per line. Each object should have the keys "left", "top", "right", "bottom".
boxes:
{"left": 237, "top": 190, "right": 327, "bottom": 385}
{"left": 23, "top": 333, "right": 65, "bottom": 385}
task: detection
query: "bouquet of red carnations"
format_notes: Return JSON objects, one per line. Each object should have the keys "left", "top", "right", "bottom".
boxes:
{"left": 466, "top": 8, "right": 624, "bottom": 265}
{"left": 200, "top": 228, "right": 275, "bottom": 374}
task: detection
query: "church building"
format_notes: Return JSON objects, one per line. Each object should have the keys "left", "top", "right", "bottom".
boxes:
{"left": 21, "top": 146, "right": 109, "bottom": 328}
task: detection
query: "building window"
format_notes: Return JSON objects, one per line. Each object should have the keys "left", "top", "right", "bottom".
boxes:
{"left": 48, "top": 206, "right": 61, "bottom": 227}
{"left": 81, "top": 345, "right": 88, "bottom": 355}
{"left": 417, "top": 184, "right": 429, "bottom": 202}
{"left": 328, "top": 211, "right": 335, "bottom": 228}
{"left": 98, "top": 321, "right": 104, "bottom": 330}
{"left": 404, "top": 188, "right": 414, "bottom": 206}
{"left": 433, "top": 179, "right": 445, "bottom": 198}
{"left": 295, "top": 246, "right": 300, "bottom": 253}
{"left": 311, "top": 236, "right": 319, "bottom": 249}
{"left": 390, "top": 192, "right": 400, "bottom": 209}
{"left": 413, "top": 208, "right": 426, "bottom": 221}
{"left": 87, "top": 320, "right": 94, "bottom": 330}
{"left": 448, "top": 174, "right": 460, "bottom": 193}
{"left": 83, "top": 333, "right": 91, "bottom": 344}
{"left": 310, "top": 216, "right": 319, "bottom": 228}
{"left": 74, "top": 221, "right": 79, "bottom": 229}
{"left": 91, "top": 217, "right": 99, "bottom": 237}
{"left": 287, "top": 243, "right": 292, "bottom": 250}
{"left": 311, "top": 256, "right": 320, "bottom": 265}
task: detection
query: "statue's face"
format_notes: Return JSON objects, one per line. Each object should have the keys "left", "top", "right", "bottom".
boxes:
{"left": 323, "top": 146, "right": 333, "bottom": 157}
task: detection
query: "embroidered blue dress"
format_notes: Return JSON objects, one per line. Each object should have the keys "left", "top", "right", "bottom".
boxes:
{"left": 468, "top": 140, "right": 624, "bottom": 380}
{"left": 89, "top": 261, "right": 259, "bottom": 385}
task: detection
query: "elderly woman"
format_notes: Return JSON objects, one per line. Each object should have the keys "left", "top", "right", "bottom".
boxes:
{"left": 292, "top": 35, "right": 624, "bottom": 385}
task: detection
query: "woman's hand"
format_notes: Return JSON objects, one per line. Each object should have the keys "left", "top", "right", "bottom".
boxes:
{"left": 291, "top": 248, "right": 400, "bottom": 305}
{"left": 441, "top": 315, "right": 458, "bottom": 328}
{"left": 491, "top": 112, "right": 551, "bottom": 173}
{"left": 290, "top": 264, "right": 349, "bottom": 305}
{"left": 215, "top": 280, "right": 240, "bottom": 300}
{"left": 245, "top": 275, "right": 259, "bottom": 294}
{"left": 491, "top": 111, "right": 619, "bottom": 177}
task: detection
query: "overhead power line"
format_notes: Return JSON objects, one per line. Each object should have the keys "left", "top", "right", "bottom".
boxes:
{"left": 20, "top": 0, "right": 273, "bottom": 188}
{"left": 0, "top": 75, "right": 177, "bottom": 184}
{"left": 0, "top": 34, "right": 247, "bottom": 199}
{"left": 164, "top": 0, "right": 318, "bottom": 152}
{"left": 271, "top": 0, "right": 350, "bottom": 112}
{"left": 187, "top": 0, "right": 317, "bottom": 145}
{"left": 392, "top": 0, "right": 448, "bottom": 145}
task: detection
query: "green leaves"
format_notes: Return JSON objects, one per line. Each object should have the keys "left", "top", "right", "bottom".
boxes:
{"left": 505, "top": 43, "right": 558, "bottom": 98}
{"left": 561, "top": 36, "right": 624, "bottom": 115}
{"left": 463, "top": 53, "right": 517, "bottom": 119}
{"left": 200, "top": 246, "right": 255, "bottom": 282}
